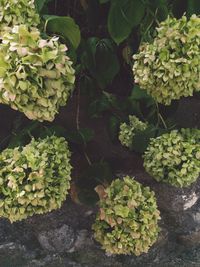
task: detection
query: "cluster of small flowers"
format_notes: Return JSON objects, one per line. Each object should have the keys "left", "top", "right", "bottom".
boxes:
{"left": 133, "top": 15, "right": 200, "bottom": 105}
{"left": 0, "top": 0, "right": 75, "bottom": 121}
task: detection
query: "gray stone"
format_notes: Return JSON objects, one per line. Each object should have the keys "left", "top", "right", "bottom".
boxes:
{"left": 37, "top": 224, "right": 75, "bottom": 253}
{"left": 178, "top": 230, "right": 200, "bottom": 247}
{"left": 69, "top": 229, "right": 94, "bottom": 252}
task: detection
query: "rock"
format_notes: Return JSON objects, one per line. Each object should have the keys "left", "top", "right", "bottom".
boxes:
{"left": 170, "top": 200, "right": 200, "bottom": 234}
{"left": 0, "top": 242, "right": 29, "bottom": 266}
{"left": 178, "top": 230, "right": 200, "bottom": 247}
{"left": 174, "top": 97, "right": 200, "bottom": 128}
{"left": 69, "top": 229, "right": 94, "bottom": 252}
{"left": 37, "top": 224, "right": 75, "bottom": 253}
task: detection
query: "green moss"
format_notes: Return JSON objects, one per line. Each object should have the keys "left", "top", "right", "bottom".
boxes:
{"left": 143, "top": 129, "right": 200, "bottom": 187}
{"left": 133, "top": 15, "right": 200, "bottom": 105}
{"left": 0, "top": 136, "right": 72, "bottom": 222}
{"left": 92, "top": 176, "right": 160, "bottom": 255}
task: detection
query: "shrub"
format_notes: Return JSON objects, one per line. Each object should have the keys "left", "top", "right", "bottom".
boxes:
{"left": 0, "top": 0, "right": 40, "bottom": 34}
{"left": 143, "top": 129, "right": 200, "bottom": 187}
{"left": 0, "top": 25, "right": 75, "bottom": 121}
{"left": 119, "top": 115, "right": 148, "bottom": 149}
{"left": 0, "top": 136, "right": 72, "bottom": 222}
{"left": 133, "top": 15, "right": 200, "bottom": 105}
{"left": 92, "top": 176, "right": 160, "bottom": 255}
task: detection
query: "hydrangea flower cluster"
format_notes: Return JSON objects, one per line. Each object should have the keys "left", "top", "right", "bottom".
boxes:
{"left": 0, "top": 25, "right": 75, "bottom": 121}
{"left": 119, "top": 115, "right": 148, "bottom": 149}
{"left": 143, "top": 129, "right": 200, "bottom": 187}
{"left": 0, "top": 0, "right": 40, "bottom": 34}
{"left": 133, "top": 15, "right": 200, "bottom": 105}
{"left": 92, "top": 176, "right": 160, "bottom": 255}
{"left": 0, "top": 136, "right": 72, "bottom": 222}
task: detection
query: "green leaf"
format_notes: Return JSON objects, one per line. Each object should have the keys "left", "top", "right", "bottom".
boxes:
{"left": 8, "top": 122, "right": 40, "bottom": 148}
{"left": 34, "top": 0, "right": 48, "bottom": 12}
{"left": 77, "top": 162, "right": 113, "bottom": 205}
{"left": 81, "top": 38, "right": 120, "bottom": 89}
{"left": 95, "top": 39, "right": 120, "bottom": 88}
{"left": 130, "top": 85, "right": 151, "bottom": 100}
{"left": 38, "top": 126, "right": 67, "bottom": 139}
{"left": 88, "top": 95, "right": 111, "bottom": 118}
{"left": 88, "top": 91, "right": 118, "bottom": 118}
{"left": 78, "top": 189, "right": 99, "bottom": 206}
{"left": 99, "top": 0, "right": 110, "bottom": 3}
{"left": 79, "top": 162, "right": 113, "bottom": 186}
{"left": 131, "top": 126, "right": 157, "bottom": 153}
{"left": 81, "top": 37, "right": 99, "bottom": 74}
{"left": 187, "top": 0, "right": 200, "bottom": 16}
{"left": 65, "top": 128, "right": 94, "bottom": 145}
{"left": 108, "top": 0, "right": 145, "bottom": 44}
{"left": 108, "top": 116, "right": 121, "bottom": 140}
{"left": 44, "top": 15, "right": 81, "bottom": 49}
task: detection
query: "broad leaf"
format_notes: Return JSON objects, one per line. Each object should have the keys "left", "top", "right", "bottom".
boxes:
{"left": 131, "top": 126, "right": 157, "bottom": 153}
{"left": 65, "top": 128, "right": 94, "bottom": 145}
{"left": 187, "top": 0, "right": 200, "bottom": 16}
{"left": 44, "top": 16, "right": 81, "bottom": 49}
{"left": 108, "top": 0, "right": 145, "bottom": 44}
{"left": 99, "top": 0, "right": 110, "bottom": 3}
{"left": 76, "top": 162, "right": 113, "bottom": 205}
{"left": 35, "top": 0, "right": 48, "bottom": 12}
{"left": 81, "top": 38, "right": 120, "bottom": 89}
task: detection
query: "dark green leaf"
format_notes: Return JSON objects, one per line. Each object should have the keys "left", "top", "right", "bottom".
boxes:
{"left": 78, "top": 189, "right": 99, "bottom": 206}
{"left": 88, "top": 95, "right": 111, "bottom": 118}
{"left": 130, "top": 85, "right": 151, "bottom": 100}
{"left": 77, "top": 161, "right": 113, "bottom": 205}
{"left": 44, "top": 15, "right": 81, "bottom": 49}
{"left": 108, "top": 0, "right": 145, "bottom": 44}
{"left": 65, "top": 128, "right": 94, "bottom": 145}
{"left": 81, "top": 38, "right": 120, "bottom": 89}
{"left": 99, "top": 0, "right": 110, "bottom": 3}
{"left": 95, "top": 39, "right": 120, "bottom": 88}
{"left": 81, "top": 37, "right": 99, "bottom": 74}
{"left": 131, "top": 125, "right": 157, "bottom": 153}
{"left": 187, "top": 0, "right": 200, "bottom": 16}
{"left": 79, "top": 162, "right": 113, "bottom": 186}
{"left": 108, "top": 116, "right": 121, "bottom": 140}
{"left": 8, "top": 122, "right": 40, "bottom": 148}
{"left": 34, "top": 0, "right": 48, "bottom": 12}
{"left": 38, "top": 126, "right": 67, "bottom": 139}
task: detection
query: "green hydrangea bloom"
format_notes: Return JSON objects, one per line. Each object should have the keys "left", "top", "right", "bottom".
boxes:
{"left": 133, "top": 15, "right": 200, "bottom": 105}
{"left": 0, "top": 25, "right": 75, "bottom": 121}
{"left": 119, "top": 115, "right": 148, "bottom": 148}
{"left": 92, "top": 176, "right": 160, "bottom": 256}
{"left": 143, "top": 129, "right": 200, "bottom": 187}
{"left": 0, "top": 0, "right": 40, "bottom": 34}
{"left": 0, "top": 136, "right": 72, "bottom": 222}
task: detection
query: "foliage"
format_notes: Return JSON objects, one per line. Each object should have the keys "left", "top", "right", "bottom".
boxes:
{"left": 0, "top": 136, "right": 72, "bottom": 222}
{"left": 44, "top": 15, "right": 81, "bottom": 50}
{"left": 119, "top": 115, "right": 148, "bottom": 149}
{"left": 0, "top": 0, "right": 199, "bottom": 247}
{"left": 0, "top": 25, "right": 75, "bottom": 121}
{"left": 143, "top": 129, "right": 200, "bottom": 187}
{"left": 108, "top": 0, "right": 146, "bottom": 44}
{"left": 0, "top": 0, "right": 40, "bottom": 34}
{"left": 133, "top": 15, "right": 200, "bottom": 105}
{"left": 92, "top": 176, "right": 160, "bottom": 255}
{"left": 80, "top": 38, "right": 120, "bottom": 89}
